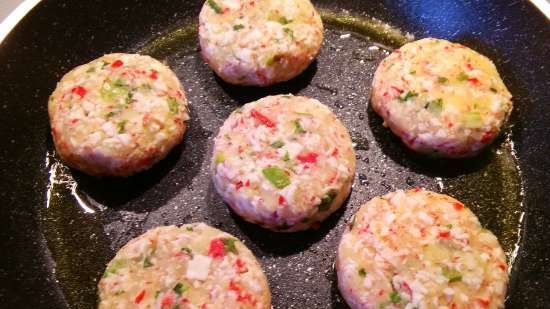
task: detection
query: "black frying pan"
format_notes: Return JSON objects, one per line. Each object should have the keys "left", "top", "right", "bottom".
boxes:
{"left": 1, "top": 0, "right": 549, "bottom": 308}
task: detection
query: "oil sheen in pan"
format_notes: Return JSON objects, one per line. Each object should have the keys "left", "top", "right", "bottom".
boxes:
{"left": 41, "top": 10, "right": 524, "bottom": 309}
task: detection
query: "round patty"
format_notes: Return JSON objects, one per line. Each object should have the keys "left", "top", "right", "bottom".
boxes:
{"left": 337, "top": 189, "right": 508, "bottom": 309}
{"left": 371, "top": 38, "right": 513, "bottom": 158}
{"left": 98, "top": 223, "right": 271, "bottom": 309}
{"left": 212, "top": 95, "right": 356, "bottom": 232}
{"left": 48, "top": 53, "right": 189, "bottom": 177}
{"left": 199, "top": 0, "right": 323, "bottom": 86}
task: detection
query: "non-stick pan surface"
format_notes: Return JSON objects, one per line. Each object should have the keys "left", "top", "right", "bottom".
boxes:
{"left": 1, "top": 1, "right": 549, "bottom": 308}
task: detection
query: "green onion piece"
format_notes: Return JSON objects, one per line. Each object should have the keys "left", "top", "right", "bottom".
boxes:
{"left": 463, "top": 112, "right": 483, "bottom": 128}
{"left": 318, "top": 190, "right": 337, "bottom": 211}
{"left": 358, "top": 268, "right": 367, "bottom": 277}
{"left": 389, "top": 291, "right": 401, "bottom": 304}
{"left": 490, "top": 87, "right": 498, "bottom": 93}
{"left": 271, "top": 140, "right": 285, "bottom": 148}
{"left": 457, "top": 71, "right": 469, "bottom": 81}
{"left": 181, "top": 247, "right": 192, "bottom": 254}
{"left": 283, "top": 27, "right": 294, "bottom": 40}
{"left": 282, "top": 151, "right": 290, "bottom": 162}
{"left": 117, "top": 120, "right": 128, "bottom": 133}
{"left": 100, "top": 79, "right": 129, "bottom": 102}
{"left": 437, "top": 76, "right": 448, "bottom": 83}
{"left": 262, "top": 167, "right": 290, "bottom": 189}
{"left": 125, "top": 91, "right": 134, "bottom": 105}
{"left": 143, "top": 256, "right": 153, "bottom": 268}
{"left": 293, "top": 120, "right": 306, "bottom": 134}
{"left": 425, "top": 98, "right": 444, "bottom": 114}
{"left": 278, "top": 16, "right": 292, "bottom": 25}
{"left": 215, "top": 153, "right": 225, "bottom": 165}
{"left": 399, "top": 91, "right": 419, "bottom": 102}
{"left": 103, "top": 259, "right": 126, "bottom": 278}
{"left": 167, "top": 97, "right": 179, "bottom": 114}
{"left": 233, "top": 24, "right": 245, "bottom": 30}
{"left": 410, "top": 70, "right": 416, "bottom": 75}
{"left": 105, "top": 111, "right": 116, "bottom": 119}
{"left": 442, "top": 267, "right": 462, "bottom": 282}
{"left": 186, "top": 226, "right": 194, "bottom": 231}
{"left": 86, "top": 67, "right": 96, "bottom": 73}
{"left": 173, "top": 282, "right": 190, "bottom": 296}
{"left": 207, "top": 0, "right": 223, "bottom": 14}
{"left": 222, "top": 238, "right": 238, "bottom": 254}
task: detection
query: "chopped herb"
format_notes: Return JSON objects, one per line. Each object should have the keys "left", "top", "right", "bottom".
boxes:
{"left": 437, "top": 76, "right": 448, "bottom": 83}
{"left": 282, "top": 151, "right": 290, "bottom": 162}
{"left": 262, "top": 166, "right": 290, "bottom": 189}
{"left": 155, "top": 290, "right": 161, "bottom": 298}
{"left": 101, "top": 61, "right": 110, "bottom": 69}
{"left": 283, "top": 27, "right": 294, "bottom": 40}
{"left": 207, "top": 0, "right": 223, "bottom": 14}
{"left": 410, "top": 70, "right": 416, "bottom": 75}
{"left": 271, "top": 140, "right": 285, "bottom": 148}
{"left": 277, "top": 16, "right": 292, "bottom": 25}
{"left": 181, "top": 247, "right": 192, "bottom": 255}
{"left": 141, "top": 83, "right": 152, "bottom": 91}
{"left": 266, "top": 55, "right": 278, "bottom": 66}
{"left": 457, "top": 71, "right": 469, "bottom": 81}
{"left": 358, "top": 268, "right": 367, "bottom": 277}
{"left": 113, "top": 78, "right": 126, "bottom": 88}
{"left": 463, "top": 112, "right": 482, "bottom": 128}
{"left": 125, "top": 91, "right": 134, "bottom": 105}
{"left": 143, "top": 256, "right": 153, "bottom": 268}
{"left": 425, "top": 98, "right": 443, "bottom": 114}
{"left": 399, "top": 91, "right": 418, "bottom": 102}
{"left": 233, "top": 24, "right": 245, "bottom": 30}
{"left": 114, "top": 290, "right": 125, "bottom": 295}
{"left": 173, "top": 282, "right": 190, "bottom": 296}
{"left": 86, "top": 67, "right": 96, "bottom": 73}
{"left": 186, "top": 226, "right": 194, "bottom": 231}
{"left": 389, "top": 291, "right": 401, "bottom": 304}
{"left": 318, "top": 190, "right": 337, "bottom": 211}
{"left": 105, "top": 111, "right": 116, "bottom": 119}
{"left": 442, "top": 267, "right": 463, "bottom": 282}
{"left": 101, "top": 79, "right": 129, "bottom": 102}
{"left": 293, "top": 120, "right": 306, "bottom": 134}
{"left": 167, "top": 97, "right": 179, "bottom": 114}
{"left": 490, "top": 87, "right": 498, "bottom": 93}
{"left": 215, "top": 153, "right": 225, "bottom": 165}
{"left": 446, "top": 224, "right": 453, "bottom": 229}
{"left": 222, "top": 238, "right": 238, "bottom": 254}
{"left": 103, "top": 259, "right": 126, "bottom": 278}
{"left": 117, "top": 120, "right": 128, "bottom": 133}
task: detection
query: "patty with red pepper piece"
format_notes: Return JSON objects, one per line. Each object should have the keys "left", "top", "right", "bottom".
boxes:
{"left": 371, "top": 38, "right": 513, "bottom": 158}
{"left": 199, "top": 0, "right": 323, "bottom": 86}
{"left": 48, "top": 53, "right": 189, "bottom": 176}
{"left": 212, "top": 94, "right": 356, "bottom": 232}
{"left": 337, "top": 189, "right": 509, "bottom": 309}
{"left": 98, "top": 223, "right": 271, "bottom": 309}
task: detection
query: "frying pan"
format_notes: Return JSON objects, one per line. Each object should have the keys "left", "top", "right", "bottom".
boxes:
{"left": 1, "top": 0, "right": 549, "bottom": 308}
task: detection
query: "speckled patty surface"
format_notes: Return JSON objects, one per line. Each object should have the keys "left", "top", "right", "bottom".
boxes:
{"left": 97, "top": 223, "right": 271, "bottom": 309}
{"left": 371, "top": 38, "right": 513, "bottom": 158}
{"left": 337, "top": 189, "right": 508, "bottom": 309}
{"left": 212, "top": 94, "right": 356, "bottom": 232}
{"left": 199, "top": 0, "right": 324, "bottom": 86}
{"left": 48, "top": 53, "right": 190, "bottom": 177}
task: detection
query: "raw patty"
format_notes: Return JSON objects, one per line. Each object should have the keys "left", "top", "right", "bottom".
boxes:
{"left": 199, "top": 0, "right": 323, "bottom": 86}
{"left": 371, "top": 38, "right": 513, "bottom": 158}
{"left": 212, "top": 94, "right": 356, "bottom": 232}
{"left": 337, "top": 189, "right": 508, "bottom": 309}
{"left": 48, "top": 53, "right": 189, "bottom": 176}
{"left": 98, "top": 223, "right": 271, "bottom": 309}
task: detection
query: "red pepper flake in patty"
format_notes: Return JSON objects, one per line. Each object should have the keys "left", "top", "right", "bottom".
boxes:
{"left": 297, "top": 152, "right": 318, "bottom": 164}
{"left": 453, "top": 202, "right": 464, "bottom": 211}
{"left": 278, "top": 195, "right": 286, "bottom": 205}
{"left": 134, "top": 289, "right": 146, "bottom": 304}
{"left": 481, "top": 132, "right": 493, "bottom": 143}
{"left": 235, "top": 258, "right": 248, "bottom": 273}
{"left": 250, "top": 109, "right": 275, "bottom": 127}
{"left": 208, "top": 238, "right": 225, "bottom": 258}
{"left": 439, "top": 230, "right": 451, "bottom": 238}
{"left": 111, "top": 60, "right": 124, "bottom": 68}
{"left": 331, "top": 148, "right": 339, "bottom": 157}
{"left": 499, "top": 264, "right": 507, "bottom": 271}
{"left": 477, "top": 299, "right": 490, "bottom": 308}
{"left": 235, "top": 181, "right": 243, "bottom": 191}
{"left": 150, "top": 70, "right": 158, "bottom": 80}
{"left": 245, "top": 179, "right": 250, "bottom": 187}
{"left": 71, "top": 86, "right": 87, "bottom": 98}
{"left": 468, "top": 77, "right": 480, "bottom": 85}
{"left": 390, "top": 86, "right": 404, "bottom": 94}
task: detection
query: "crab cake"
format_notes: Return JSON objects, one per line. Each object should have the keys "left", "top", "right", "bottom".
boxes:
{"left": 199, "top": 0, "right": 323, "bottom": 86}
{"left": 212, "top": 95, "right": 356, "bottom": 232}
{"left": 337, "top": 189, "right": 509, "bottom": 309}
{"left": 98, "top": 223, "right": 271, "bottom": 309}
{"left": 48, "top": 53, "right": 189, "bottom": 177}
{"left": 371, "top": 38, "right": 513, "bottom": 158}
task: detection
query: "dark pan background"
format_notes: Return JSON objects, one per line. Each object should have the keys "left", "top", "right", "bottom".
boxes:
{"left": 1, "top": 0, "right": 549, "bottom": 308}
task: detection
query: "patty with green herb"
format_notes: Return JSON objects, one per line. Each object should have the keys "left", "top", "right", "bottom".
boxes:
{"left": 48, "top": 53, "right": 189, "bottom": 176}
{"left": 371, "top": 38, "right": 513, "bottom": 158}
{"left": 98, "top": 223, "right": 271, "bottom": 309}
{"left": 337, "top": 189, "right": 508, "bottom": 309}
{"left": 212, "top": 94, "right": 356, "bottom": 232}
{"left": 199, "top": 0, "right": 323, "bottom": 86}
